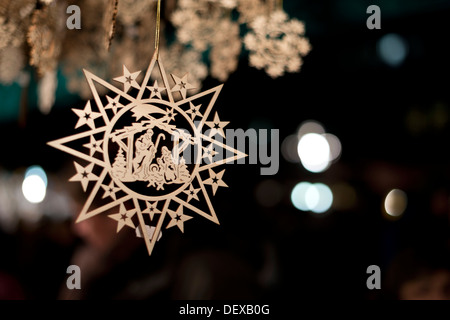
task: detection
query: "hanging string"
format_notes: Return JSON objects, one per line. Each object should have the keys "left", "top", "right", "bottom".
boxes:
{"left": 155, "top": 0, "right": 161, "bottom": 59}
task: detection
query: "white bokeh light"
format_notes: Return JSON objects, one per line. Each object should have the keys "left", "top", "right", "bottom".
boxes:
{"left": 22, "top": 174, "right": 47, "bottom": 204}
{"left": 25, "top": 165, "right": 48, "bottom": 187}
{"left": 297, "top": 133, "right": 331, "bottom": 173}
{"left": 291, "top": 182, "right": 312, "bottom": 211}
{"left": 377, "top": 33, "right": 409, "bottom": 67}
{"left": 384, "top": 189, "right": 407, "bottom": 218}
{"left": 310, "top": 183, "right": 333, "bottom": 213}
{"left": 291, "top": 182, "right": 333, "bottom": 214}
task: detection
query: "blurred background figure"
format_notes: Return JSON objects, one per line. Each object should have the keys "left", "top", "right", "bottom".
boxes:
{"left": 384, "top": 245, "right": 450, "bottom": 300}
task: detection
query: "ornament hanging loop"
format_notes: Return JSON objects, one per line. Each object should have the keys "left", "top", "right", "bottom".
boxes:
{"left": 155, "top": 0, "right": 162, "bottom": 59}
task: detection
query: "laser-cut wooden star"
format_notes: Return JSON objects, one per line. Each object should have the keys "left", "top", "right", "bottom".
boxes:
{"left": 142, "top": 201, "right": 162, "bottom": 220}
{"left": 48, "top": 51, "right": 247, "bottom": 256}
{"left": 83, "top": 135, "right": 103, "bottom": 156}
{"left": 147, "top": 80, "right": 166, "bottom": 99}
{"left": 101, "top": 180, "right": 120, "bottom": 200}
{"left": 183, "top": 184, "right": 201, "bottom": 202}
{"left": 205, "top": 112, "right": 229, "bottom": 138}
{"left": 171, "top": 73, "right": 195, "bottom": 99}
{"left": 72, "top": 101, "right": 102, "bottom": 130}
{"left": 185, "top": 102, "right": 202, "bottom": 120}
{"left": 105, "top": 95, "right": 123, "bottom": 114}
{"left": 69, "top": 162, "right": 98, "bottom": 192}
{"left": 166, "top": 206, "right": 193, "bottom": 233}
{"left": 203, "top": 168, "right": 228, "bottom": 195}
{"left": 108, "top": 203, "right": 136, "bottom": 232}
{"left": 114, "top": 65, "right": 141, "bottom": 93}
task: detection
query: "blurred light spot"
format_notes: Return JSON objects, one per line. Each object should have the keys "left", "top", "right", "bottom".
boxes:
{"left": 377, "top": 33, "right": 409, "bottom": 67}
{"left": 331, "top": 183, "right": 357, "bottom": 211}
{"left": 281, "top": 134, "right": 300, "bottom": 163}
{"left": 297, "top": 133, "right": 330, "bottom": 173}
{"left": 25, "top": 165, "right": 48, "bottom": 187}
{"left": 291, "top": 182, "right": 333, "bottom": 214}
{"left": 22, "top": 175, "right": 46, "bottom": 203}
{"left": 384, "top": 189, "right": 407, "bottom": 218}
{"left": 291, "top": 182, "right": 311, "bottom": 211}
{"left": 324, "top": 133, "right": 342, "bottom": 162}
{"left": 297, "top": 120, "right": 325, "bottom": 139}
{"left": 305, "top": 184, "right": 320, "bottom": 210}
{"left": 255, "top": 179, "right": 283, "bottom": 207}
{"left": 308, "top": 183, "right": 333, "bottom": 213}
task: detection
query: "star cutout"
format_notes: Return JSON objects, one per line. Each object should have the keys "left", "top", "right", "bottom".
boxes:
{"left": 185, "top": 102, "right": 202, "bottom": 120}
{"left": 165, "top": 107, "right": 177, "bottom": 122}
{"left": 142, "top": 201, "right": 162, "bottom": 220}
{"left": 101, "top": 181, "right": 120, "bottom": 200}
{"left": 166, "top": 206, "right": 193, "bottom": 233}
{"left": 205, "top": 112, "right": 229, "bottom": 138}
{"left": 202, "top": 143, "right": 219, "bottom": 163}
{"left": 171, "top": 73, "right": 195, "bottom": 99}
{"left": 113, "top": 65, "right": 141, "bottom": 93}
{"left": 69, "top": 162, "right": 99, "bottom": 192}
{"left": 83, "top": 135, "right": 103, "bottom": 156}
{"left": 72, "top": 101, "right": 102, "bottom": 130}
{"left": 47, "top": 50, "right": 248, "bottom": 256}
{"left": 183, "top": 184, "right": 201, "bottom": 202}
{"left": 105, "top": 95, "right": 123, "bottom": 114}
{"left": 108, "top": 203, "right": 136, "bottom": 232}
{"left": 203, "top": 169, "right": 228, "bottom": 195}
{"left": 147, "top": 80, "right": 167, "bottom": 99}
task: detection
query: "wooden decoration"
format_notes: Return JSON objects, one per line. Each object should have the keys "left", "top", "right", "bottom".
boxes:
{"left": 48, "top": 49, "right": 247, "bottom": 256}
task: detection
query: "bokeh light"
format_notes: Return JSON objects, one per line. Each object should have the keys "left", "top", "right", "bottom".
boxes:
{"left": 281, "top": 134, "right": 301, "bottom": 163}
{"left": 323, "top": 133, "right": 342, "bottom": 162}
{"left": 22, "top": 174, "right": 47, "bottom": 204}
{"left": 309, "top": 183, "right": 333, "bottom": 213}
{"left": 384, "top": 189, "right": 407, "bottom": 218}
{"left": 297, "top": 133, "right": 330, "bottom": 173}
{"left": 297, "top": 120, "right": 325, "bottom": 138}
{"left": 377, "top": 33, "right": 409, "bottom": 67}
{"left": 291, "top": 182, "right": 312, "bottom": 211}
{"left": 291, "top": 182, "right": 333, "bottom": 214}
{"left": 25, "top": 165, "right": 48, "bottom": 187}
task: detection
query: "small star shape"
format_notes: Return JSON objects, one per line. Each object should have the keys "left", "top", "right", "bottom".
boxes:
{"left": 83, "top": 135, "right": 103, "bottom": 156}
{"left": 142, "top": 201, "right": 162, "bottom": 220}
{"left": 171, "top": 74, "right": 195, "bottom": 99}
{"left": 113, "top": 65, "right": 141, "bottom": 93}
{"left": 202, "top": 143, "right": 219, "bottom": 163}
{"left": 69, "top": 162, "right": 98, "bottom": 192}
{"left": 101, "top": 181, "right": 120, "bottom": 200}
{"left": 166, "top": 206, "right": 193, "bottom": 233}
{"left": 183, "top": 184, "right": 201, "bottom": 202}
{"left": 185, "top": 102, "right": 202, "bottom": 120}
{"left": 108, "top": 203, "right": 136, "bottom": 232}
{"left": 203, "top": 169, "right": 228, "bottom": 195}
{"left": 147, "top": 80, "right": 167, "bottom": 99}
{"left": 105, "top": 95, "right": 123, "bottom": 114}
{"left": 205, "top": 112, "right": 229, "bottom": 138}
{"left": 165, "top": 107, "right": 177, "bottom": 122}
{"left": 72, "top": 101, "right": 102, "bottom": 130}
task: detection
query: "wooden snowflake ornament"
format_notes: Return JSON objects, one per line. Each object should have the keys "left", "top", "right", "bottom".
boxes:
{"left": 48, "top": 51, "right": 246, "bottom": 255}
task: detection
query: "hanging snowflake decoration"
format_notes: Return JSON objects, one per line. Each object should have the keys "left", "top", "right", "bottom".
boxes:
{"left": 171, "top": 0, "right": 237, "bottom": 51}
{"left": 210, "top": 19, "right": 241, "bottom": 82}
{"left": 160, "top": 43, "right": 208, "bottom": 94}
{"left": 244, "top": 10, "right": 311, "bottom": 78}
{"left": 48, "top": 51, "right": 246, "bottom": 255}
